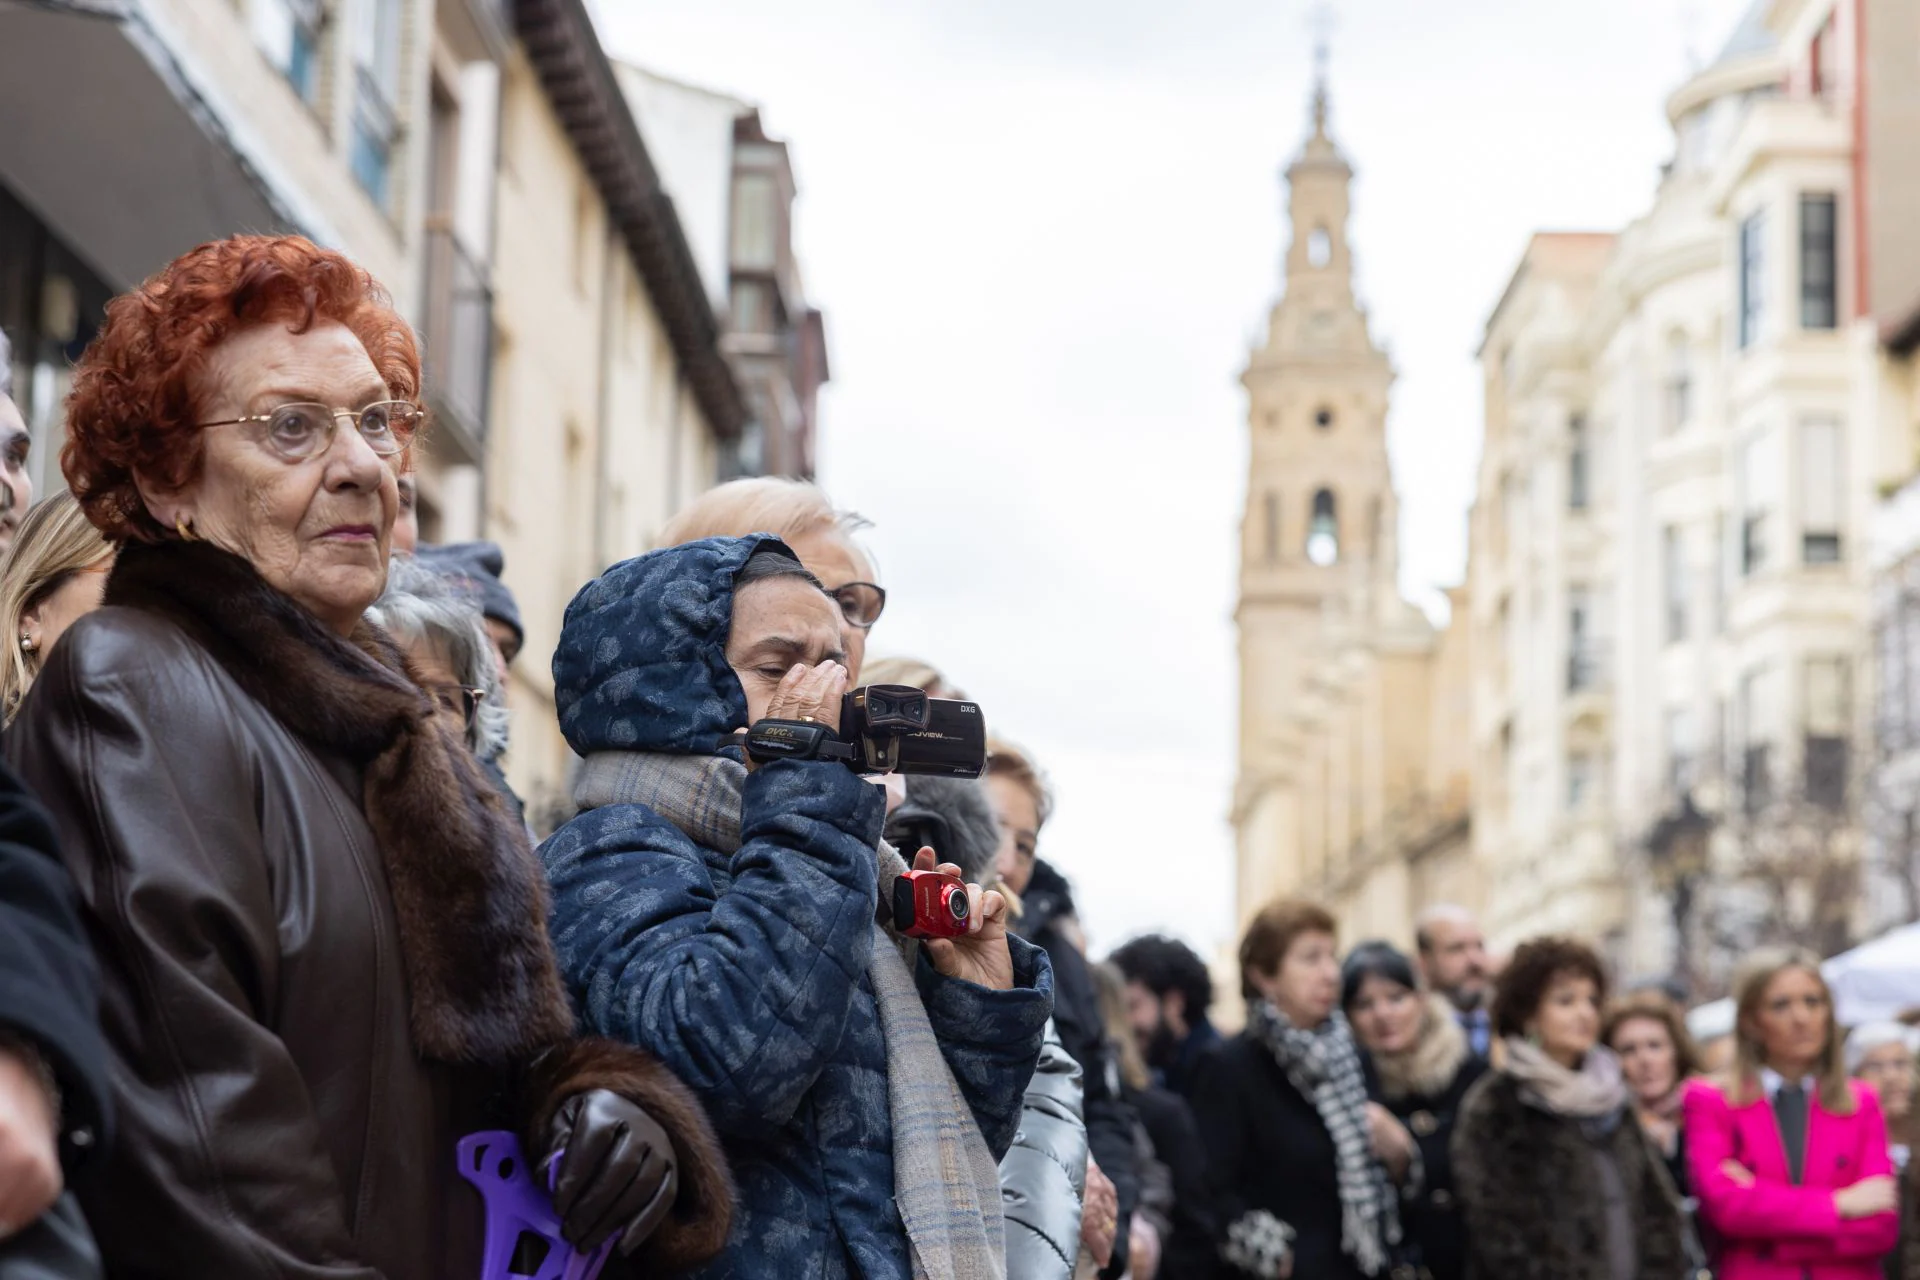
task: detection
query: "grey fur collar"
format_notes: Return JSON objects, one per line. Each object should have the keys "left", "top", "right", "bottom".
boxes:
{"left": 1372, "top": 995, "right": 1471, "bottom": 1101}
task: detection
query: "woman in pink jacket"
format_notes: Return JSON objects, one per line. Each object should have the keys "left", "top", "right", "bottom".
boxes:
{"left": 1685, "top": 948, "right": 1900, "bottom": 1279}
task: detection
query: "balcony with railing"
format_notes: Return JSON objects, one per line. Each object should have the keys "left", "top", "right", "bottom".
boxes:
{"left": 419, "top": 224, "right": 494, "bottom": 463}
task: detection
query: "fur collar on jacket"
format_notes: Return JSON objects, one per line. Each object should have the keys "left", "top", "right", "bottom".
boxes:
{"left": 107, "top": 540, "right": 572, "bottom": 1063}
{"left": 1372, "top": 995, "right": 1471, "bottom": 1103}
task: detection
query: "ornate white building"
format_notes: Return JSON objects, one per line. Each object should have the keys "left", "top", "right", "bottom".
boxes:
{"left": 1474, "top": 0, "right": 1910, "bottom": 987}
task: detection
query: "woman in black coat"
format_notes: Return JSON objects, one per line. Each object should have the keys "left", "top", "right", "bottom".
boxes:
{"left": 1343, "top": 941, "right": 1486, "bottom": 1280}
{"left": 1194, "top": 900, "right": 1408, "bottom": 1280}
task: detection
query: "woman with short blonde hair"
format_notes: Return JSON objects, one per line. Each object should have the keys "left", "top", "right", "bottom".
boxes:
{"left": 656, "top": 475, "right": 865, "bottom": 547}
{"left": 0, "top": 491, "right": 113, "bottom": 723}
{"left": 657, "top": 476, "right": 884, "bottom": 677}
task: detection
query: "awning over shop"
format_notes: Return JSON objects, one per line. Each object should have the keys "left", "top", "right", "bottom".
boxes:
{"left": 0, "top": 0, "right": 304, "bottom": 288}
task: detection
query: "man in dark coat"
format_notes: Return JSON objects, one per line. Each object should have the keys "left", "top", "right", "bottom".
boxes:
{"left": 0, "top": 755, "right": 109, "bottom": 1240}
{"left": 1112, "top": 933, "right": 1223, "bottom": 1100}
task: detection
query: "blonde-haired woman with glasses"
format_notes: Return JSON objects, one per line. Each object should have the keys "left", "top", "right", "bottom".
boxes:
{"left": 1685, "top": 948, "right": 1899, "bottom": 1279}
{"left": 0, "top": 491, "right": 113, "bottom": 723}
{"left": 658, "top": 476, "right": 885, "bottom": 678}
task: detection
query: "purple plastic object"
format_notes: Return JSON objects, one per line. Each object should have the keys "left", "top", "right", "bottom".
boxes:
{"left": 457, "top": 1130, "right": 617, "bottom": 1280}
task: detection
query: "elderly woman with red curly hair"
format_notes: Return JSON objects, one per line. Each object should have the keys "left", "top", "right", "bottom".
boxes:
{"left": 3, "top": 235, "right": 733, "bottom": 1278}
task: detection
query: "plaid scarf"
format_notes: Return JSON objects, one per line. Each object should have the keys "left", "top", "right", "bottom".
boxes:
{"left": 1245, "top": 1000, "right": 1399, "bottom": 1277}
{"left": 575, "top": 751, "right": 1007, "bottom": 1280}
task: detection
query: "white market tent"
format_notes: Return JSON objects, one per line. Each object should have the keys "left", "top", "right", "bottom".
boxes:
{"left": 1686, "top": 921, "right": 1920, "bottom": 1041}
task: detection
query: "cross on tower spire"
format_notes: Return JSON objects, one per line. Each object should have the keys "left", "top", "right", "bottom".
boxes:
{"left": 1310, "top": 1, "right": 1334, "bottom": 135}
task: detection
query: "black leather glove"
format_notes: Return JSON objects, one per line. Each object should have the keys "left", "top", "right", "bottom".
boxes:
{"left": 545, "top": 1089, "right": 680, "bottom": 1256}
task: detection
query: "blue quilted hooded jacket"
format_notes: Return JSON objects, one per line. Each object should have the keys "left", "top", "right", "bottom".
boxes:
{"left": 540, "top": 536, "right": 1054, "bottom": 1280}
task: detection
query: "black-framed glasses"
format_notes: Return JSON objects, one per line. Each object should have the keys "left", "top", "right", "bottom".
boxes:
{"left": 831, "top": 581, "right": 887, "bottom": 630}
{"left": 195, "top": 400, "right": 424, "bottom": 463}
{"left": 426, "top": 682, "right": 487, "bottom": 731}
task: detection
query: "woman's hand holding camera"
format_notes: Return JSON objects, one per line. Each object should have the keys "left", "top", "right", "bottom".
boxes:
{"left": 909, "top": 847, "right": 1014, "bottom": 991}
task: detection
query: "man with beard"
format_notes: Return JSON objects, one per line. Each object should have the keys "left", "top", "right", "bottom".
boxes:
{"left": 1415, "top": 903, "right": 1493, "bottom": 1057}
{"left": 1111, "top": 934, "right": 1221, "bottom": 1100}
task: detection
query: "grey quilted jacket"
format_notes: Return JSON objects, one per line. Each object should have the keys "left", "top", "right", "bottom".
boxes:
{"left": 1001, "top": 1022, "right": 1089, "bottom": 1280}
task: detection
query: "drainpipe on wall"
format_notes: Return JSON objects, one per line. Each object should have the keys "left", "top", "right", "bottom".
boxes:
{"left": 476, "top": 61, "right": 507, "bottom": 539}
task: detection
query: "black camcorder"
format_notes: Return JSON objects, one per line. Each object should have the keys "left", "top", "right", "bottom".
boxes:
{"left": 739, "top": 684, "right": 987, "bottom": 778}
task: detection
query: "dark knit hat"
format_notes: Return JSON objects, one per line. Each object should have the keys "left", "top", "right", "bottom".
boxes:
{"left": 415, "top": 540, "right": 523, "bottom": 647}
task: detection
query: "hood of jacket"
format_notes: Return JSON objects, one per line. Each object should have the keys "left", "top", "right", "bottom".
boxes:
{"left": 1017, "top": 858, "right": 1079, "bottom": 941}
{"left": 555, "top": 535, "right": 790, "bottom": 757}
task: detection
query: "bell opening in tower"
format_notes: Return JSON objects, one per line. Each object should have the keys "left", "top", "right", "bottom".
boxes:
{"left": 1307, "top": 489, "right": 1340, "bottom": 566}
{"left": 1307, "top": 226, "right": 1331, "bottom": 268}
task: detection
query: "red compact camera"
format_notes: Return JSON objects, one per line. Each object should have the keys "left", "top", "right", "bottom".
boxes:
{"left": 891, "top": 870, "right": 971, "bottom": 939}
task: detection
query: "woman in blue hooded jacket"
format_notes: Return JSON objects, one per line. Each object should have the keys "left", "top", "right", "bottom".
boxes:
{"left": 541, "top": 535, "right": 1054, "bottom": 1279}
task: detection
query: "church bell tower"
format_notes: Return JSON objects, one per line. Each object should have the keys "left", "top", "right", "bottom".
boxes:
{"left": 1232, "top": 60, "right": 1401, "bottom": 919}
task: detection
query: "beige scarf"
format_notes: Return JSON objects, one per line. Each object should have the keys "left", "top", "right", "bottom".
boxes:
{"left": 1502, "top": 1037, "right": 1628, "bottom": 1122}
{"left": 575, "top": 751, "right": 1007, "bottom": 1280}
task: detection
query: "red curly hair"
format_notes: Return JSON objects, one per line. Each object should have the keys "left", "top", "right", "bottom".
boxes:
{"left": 64, "top": 235, "right": 421, "bottom": 542}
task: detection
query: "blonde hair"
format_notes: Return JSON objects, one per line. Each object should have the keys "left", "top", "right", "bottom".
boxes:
{"left": 986, "top": 736, "right": 1054, "bottom": 828}
{"left": 657, "top": 477, "right": 871, "bottom": 550}
{"left": 0, "top": 492, "right": 115, "bottom": 722}
{"left": 1094, "top": 961, "right": 1151, "bottom": 1092}
{"left": 862, "top": 655, "right": 966, "bottom": 700}
{"left": 1726, "top": 947, "right": 1853, "bottom": 1114}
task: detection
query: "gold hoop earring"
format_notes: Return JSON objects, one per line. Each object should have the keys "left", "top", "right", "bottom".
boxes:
{"left": 175, "top": 515, "right": 199, "bottom": 542}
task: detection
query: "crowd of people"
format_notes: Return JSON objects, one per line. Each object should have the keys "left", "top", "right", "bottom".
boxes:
{"left": 3, "top": 229, "right": 1920, "bottom": 1280}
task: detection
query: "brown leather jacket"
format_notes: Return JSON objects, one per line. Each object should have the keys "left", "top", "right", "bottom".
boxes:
{"left": 6, "top": 542, "right": 732, "bottom": 1278}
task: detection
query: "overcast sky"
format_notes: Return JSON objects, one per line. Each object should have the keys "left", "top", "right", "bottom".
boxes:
{"left": 592, "top": 0, "right": 1756, "bottom": 963}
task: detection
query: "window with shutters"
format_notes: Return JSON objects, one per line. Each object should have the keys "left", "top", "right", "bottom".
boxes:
{"left": 1800, "top": 417, "right": 1843, "bottom": 564}
{"left": 1663, "top": 526, "right": 1687, "bottom": 643}
{"left": 1568, "top": 414, "right": 1589, "bottom": 510}
{"left": 1741, "top": 431, "right": 1777, "bottom": 575}
{"left": 253, "top": 0, "right": 324, "bottom": 104}
{"left": 1741, "top": 667, "right": 1774, "bottom": 815}
{"left": 349, "top": 0, "right": 404, "bottom": 211}
{"left": 1666, "top": 708, "right": 1695, "bottom": 796}
{"left": 1800, "top": 194, "right": 1838, "bottom": 330}
{"left": 1664, "top": 333, "right": 1691, "bottom": 435}
{"left": 1739, "top": 211, "right": 1766, "bottom": 348}
{"left": 1804, "top": 656, "right": 1850, "bottom": 809}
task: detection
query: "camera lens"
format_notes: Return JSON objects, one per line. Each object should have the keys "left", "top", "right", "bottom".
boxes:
{"left": 948, "top": 891, "right": 970, "bottom": 922}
